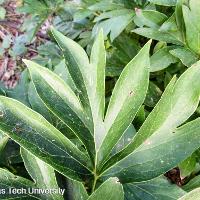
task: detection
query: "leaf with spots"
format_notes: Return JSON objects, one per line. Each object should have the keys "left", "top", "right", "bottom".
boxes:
{"left": 0, "top": 96, "right": 92, "bottom": 181}
{"left": 28, "top": 82, "right": 75, "bottom": 139}
{"left": 104, "top": 61, "right": 200, "bottom": 169}
{"left": 24, "top": 60, "right": 95, "bottom": 160}
{"left": 102, "top": 117, "right": 200, "bottom": 183}
{"left": 123, "top": 176, "right": 186, "bottom": 200}
{"left": 96, "top": 41, "right": 151, "bottom": 168}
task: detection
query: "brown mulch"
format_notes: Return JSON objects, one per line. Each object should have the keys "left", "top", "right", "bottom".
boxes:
{"left": 0, "top": 0, "right": 50, "bottom": 88}
{"left": 0, "top": 0, "right": 23, "bottom": 88}
{"left": 165, "top": 167, "right": 185, "bottom": 186}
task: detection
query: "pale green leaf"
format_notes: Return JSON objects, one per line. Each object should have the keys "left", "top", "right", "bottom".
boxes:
{"left": 0, "top": 132, "right": 9, "bottom": 156}
{"left": 134, "top": 9, "right": 167, "bottom": 28}
{"left": 170, "top": 47, "right": 199, "bottom": 67}
{"left": 94, "top": 9, "right": 132, "bottom": 22}
{"left": 148, "top": 0, "right": 177, "bottom": 6}
{"left": 150, "top": 46, "right": 178, "bottom": 72}
{"left": 127, "top": 61, "right": 200, "bottom": 156}
{"left": 112, "top": 124, "right": 136, "bottom": 155}
{"left": 175, "top": 0, "right": 186, "bottom": 41}
{"left": 90, "top": 30, "right": 106, "bottom": 123}
{"left": 74, "top": 9, "right": 93, "bottom": 21}
{"left": 159, "top": 13, "right": 179, "bottom": 32}
{"left": 88, "top": 2, "right": 123, "bottom": 11}
{"left": 28, "top": 82, "right": 75, "bottom": 139}
{"left": 179, "top": 188, "right": 200, "bottom": 200}
{"left": 133, "top": 28, "right": 183, "bottom": 45}
{"left": 53, "top": 59, "right": 76, "bottom": 91}
{"left": 183, "top": 5, "right": 200, "bottom": 54}
{"left": 93, "top": 13, "right": 134, "bottom": 41}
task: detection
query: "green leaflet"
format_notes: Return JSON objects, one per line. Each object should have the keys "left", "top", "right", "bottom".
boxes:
{"left": 97, "top": 41, "right": 151, "bottom": 168}
{"left": 88, "top": 1, "right": 123, "bottom": 12}
{"left": 134, "top": 9, "right": 167, "bottom": 28}
{"left": 159, "top": 13, "right": 178, "bottom": 32}
{"left": 0, "top": 168, "right": 40, "bottom": 200}
{"left": 179, "top": 153, "right": 196, "bottom": 178}
{"left": 112, "top": 124, "right": 136, "bottom": 155}
{"left": 92, "top": 12, "right": 135, "bottom": 41}
{"left": 88, "top": 178, "right": 124, "bottom": 200}
{"left": 175, "top": 0, "right": 186, "bottom": 41}
{"left": 183, "top": 175, "right": 200, "bottom": 192}
{"left": 90, "top": 30, "right": 107, "bottom": 152}
{"left": 21, "top": 148, "right": 64, "bottom": 200}
{"left": 150, "top": 46, "right": 178, "bottom": 72}
{"left": 131, "top": 61, "right": 200, "bottom": 151}
{"left": 0, "top": 69, "right": 30, "bottom": 106}
{"left": 90, "top": 30, "right": 106, "bottom": 124}
{"left": 102, "top": 117, "right": 200, "bottom": 183}
{"left": 133, "top": 27, "right": 183, "bottom": 45}
{"left": 67, "top": 180, "right": 89, "bottom": 200}
{"left": 94, "top": 9, "right": 132, "bottom": 22}
{"left": 179, "top": 188, "right": 200, "bottom": 200}
{"left": 24, "top": 60, "right": 95, "bottom": 160}
{"left": 53, "top": 60, "right": 76, "bottom": 92}
{"left": 170, "top": 47, "right": 199, "bottom": 67}
{"left": 183, "top": 2, "right": 200, "bottom": 55}
{"left": 74, "top": 9, "right": 93, "bottom": 21}
{"left": 124, "top": 176, "right": 186, "bottom": 200}
{"left": 0, "top": 132, "right": 9, "bottom": 156}
{"left": 188, "top": 0, "right": 200, "bottom": 31}
{"left": 28, "top": 82, "right": 75, "bottom": 139}
{"left": 0, "top": 96, "right": 92, "bottom": 181}
{"left": 51, "top": 27, "right": 93, "bottom": 119}
{"left": 144, "top": 81, "right": 162, "bottom": 107}
{"left": 148, "top": 0, "right": 177, "bottom": 6}
{"left": 101, "top": 61, "right": 200, "bottom": 178}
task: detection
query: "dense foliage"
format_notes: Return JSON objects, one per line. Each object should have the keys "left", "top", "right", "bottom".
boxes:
{"left": 1, "top": 0, "right": 200, "bottom": 199}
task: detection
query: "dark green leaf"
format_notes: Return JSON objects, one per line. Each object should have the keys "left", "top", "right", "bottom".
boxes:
{"left": 0, "top": 96, "right": 92, "bottom": 181}
{"left": 24, "top": 60, "right": 95, "bottom": 160}
{"left": 0, "top": 168, "right": 40, "bottom": 199}
{"left": 124, "top": 176, "right": 186, "bottom": 200}
{"left": 88, "top": 178, "right": 124, "bottom": 200}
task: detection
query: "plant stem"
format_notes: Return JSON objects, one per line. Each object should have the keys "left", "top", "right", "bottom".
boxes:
{"left": 92, "top": 174, "right": 98, "bottom": 193}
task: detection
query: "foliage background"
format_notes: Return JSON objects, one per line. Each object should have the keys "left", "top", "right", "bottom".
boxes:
{"left": 1, "top": 0, "right": 200, "bottom": 199}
